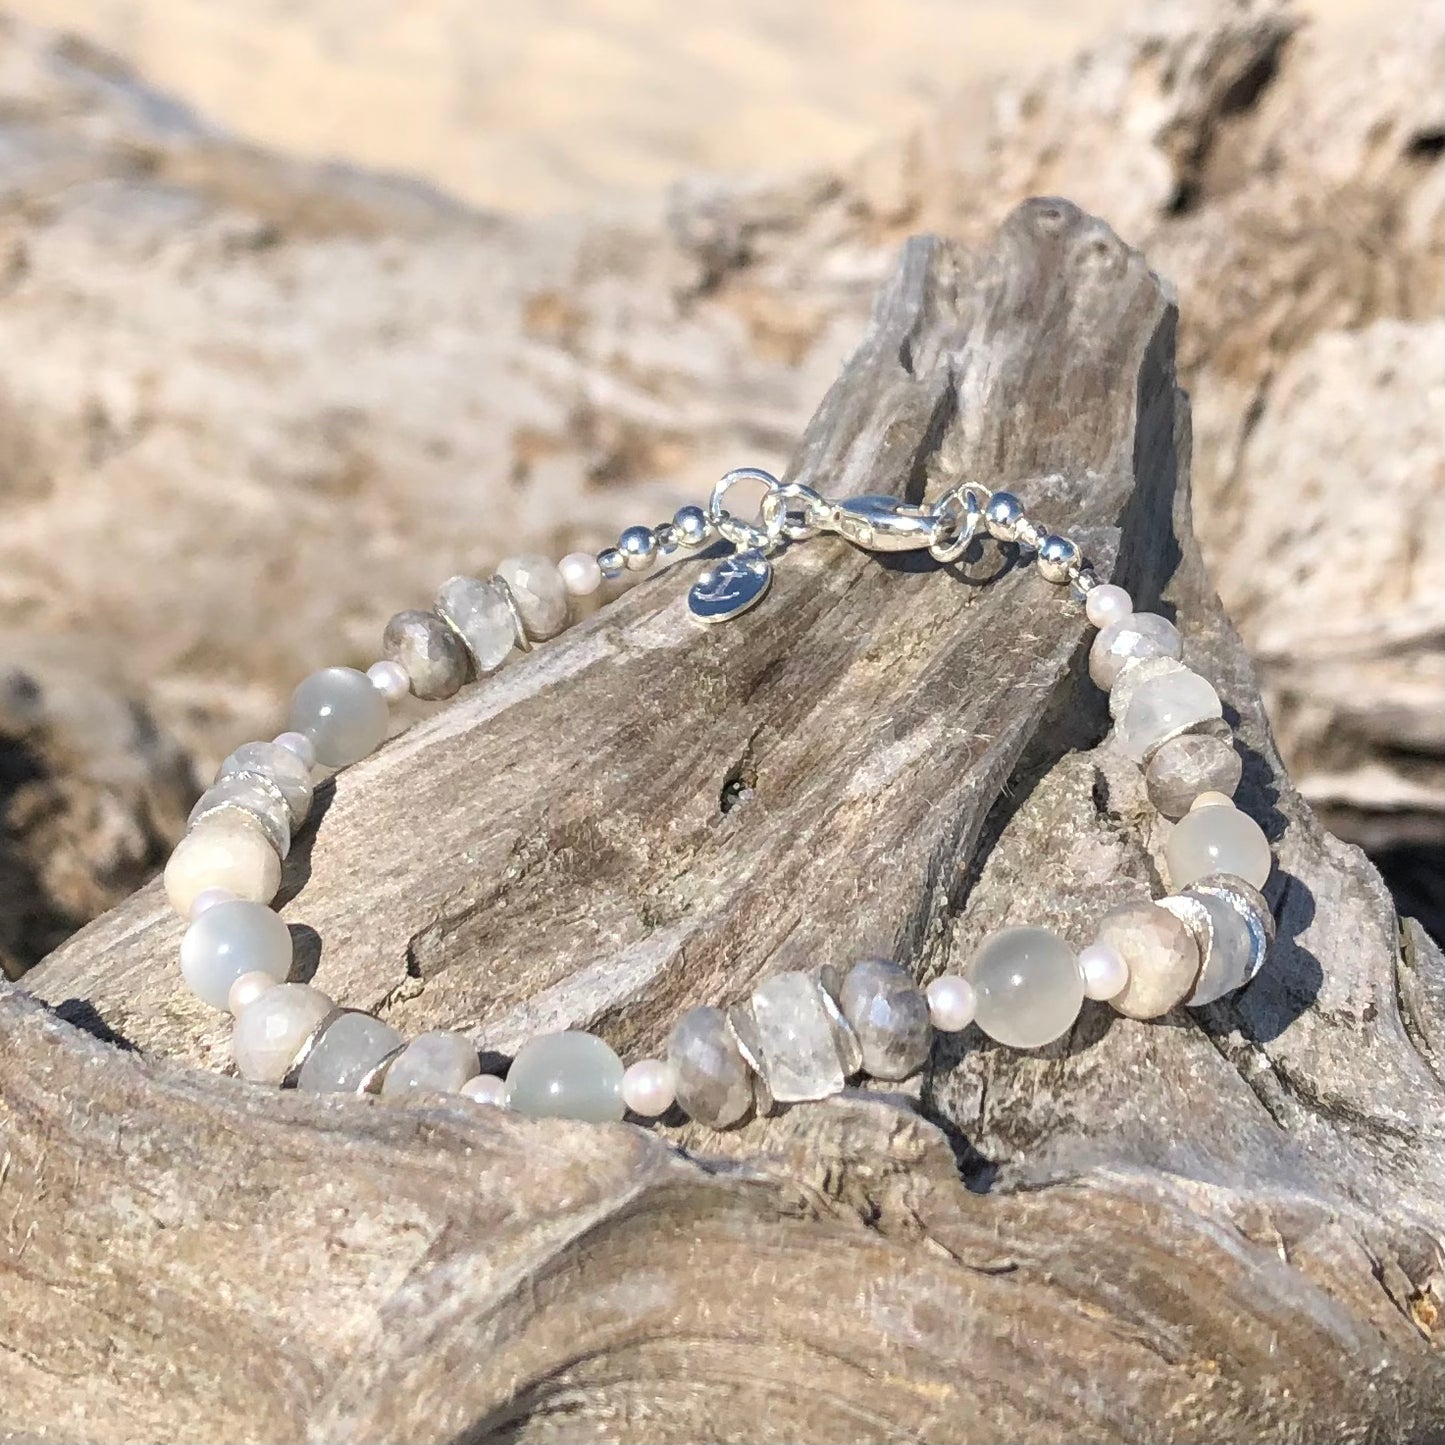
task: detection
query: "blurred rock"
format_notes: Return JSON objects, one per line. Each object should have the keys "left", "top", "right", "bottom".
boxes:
{"left": 0, "top": 0, "right": 1439, "bottom": 968}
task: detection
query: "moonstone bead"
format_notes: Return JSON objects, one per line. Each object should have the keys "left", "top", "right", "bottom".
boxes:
{"left": 461, "top": 1074, "right": 509, "bottom": 1106}
{"left": 926, "top": 975, "right": 977, "bottom": 1032}
{"left": 218, "top": 740, "right": 315, "bottom": 827}
{"left": 965, "top": 927, "right": 1084, "bottom": 1048}
{"left": 381, "top": 608, "right": 472, "bottom": 700}
{"left": 180, "top": 897, "right": 293, "bottom": 1010}
{"left": 434, "top": 575, "right": 517, "bottom": 675}
{"left": 559, "top": 551, "right": 603, "bottom": 597}
{"left": 1165, "top": 804, "right": 1272, "bottom": 890}
{"left": 667, "top": 1005, "right": 754, "bottom": 1129}
{"left": 1088, "top": 611, "right": 1182, "bottom": 690}
{"left": 1078, "top": 941, "right": 1130, "bottom": 1000}
{"left": 1085, "top": 583, "right": 1133, "bottom": 629}
{"left": 748, "top": 971, "right": 860, "bottom": 1102}
{"left": 289, "top": 666, "right": 389, "bottom": 769}
{"left": 1096, "top": 901, "right": 1201, "bottom": 1019}
{"left": 1144, "top": 732, "right": 1242, "bottom": 819}
{"left": 232, "top": 983, "right": 334, "bottom": 1084}
{"left": 1115, "top": 669, "right": 1223, "bottom": 763}
{"left": 620, "top": 1058, "right": 676, "bottom": 1117}
{"left": 497, "top": 554, "right": 569, "bottom": 640}
{"left": 296, "top": 1011, "right": 405, "bottom": 1094}
{"left": 1108, "top": 655, "right": 1188, "bottom": 723}
{"left": 380, "top": 1031, "right": 480, "bottom": 1096}
{"left": 164, "top": 812, "right": 282, "bottom": 918}
{"left": 188, "top": 774, "right": 291, "bottom": 859}
{"left": 505, "top": 1030, "right": 625, "bottom": 1122}
{"left": 227, "top": 969, "right": 278, "bottom": 1016}
{"left": 839, "top": 959, "right": 932, "bottom": 1080}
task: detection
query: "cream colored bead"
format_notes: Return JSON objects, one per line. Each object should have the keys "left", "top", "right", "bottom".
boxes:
{"left": 164, "top": 812, "right": 282, "bottom": 919}
{"left": 1190, "top": 791, "right": 1236, "bottom": 812}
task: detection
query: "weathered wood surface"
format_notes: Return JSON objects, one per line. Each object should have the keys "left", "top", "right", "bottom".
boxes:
{"left": 7, "top": 199, "right": 1443, "bottom": 1445}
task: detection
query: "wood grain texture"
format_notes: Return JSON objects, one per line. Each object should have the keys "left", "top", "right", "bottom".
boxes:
{"left": 8, "top": 199, "right": 1443, "bottom": 1445}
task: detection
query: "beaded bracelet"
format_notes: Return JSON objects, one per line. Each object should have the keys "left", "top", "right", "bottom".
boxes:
{"left": 163, "top": 470, "right": 1275, "bottom": 1128}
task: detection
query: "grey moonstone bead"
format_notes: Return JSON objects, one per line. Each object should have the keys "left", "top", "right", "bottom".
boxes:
{"left": 218, "top": 741, "right": 314, "bottom": 827}
{"left": 1096, "top": 900, "right": 1201, "bottom": 1020}
{"left": 668, "top": 1005, "right": 754, "bottom": 1129}
{"left": 505, "top": 1030, "right": 625, "bottom": 1122}
{"left": 289, "top": 666, "right": 389, "bottom": 769}
{"left": 496, "top": 555, "right": 569, "bottom": 641}
{"left": 189, "top": 774, "right": 292, "bottom": 860}
{"left": 434, "top": 575, "right": 517, "bottom": 675}
{"left": 1145, "top": 732, "right": 1243, "bottom": 819}
{"left": 180, "top": 897, "right": 293, "bottom": 1009}
{"left": 381, "top": 1030, "right": 480, "bottom": 1096}
{"left": 232, "top": 983, "right": 335, "bottom": 1085}
{"left": 839, "top": 958, "right": 932, "bottom": 1080}
{"left": 382, "top": 608, "right": 472, "bottom": 700}
{"left": 295, "top": 1011, "right": 405, "bottom": 1094}
{"left": 1088, "top": 611, "right": 1182, "bottom": 690}
{"left": 966, "top": 926, "right": 1084, "bottom": 1049}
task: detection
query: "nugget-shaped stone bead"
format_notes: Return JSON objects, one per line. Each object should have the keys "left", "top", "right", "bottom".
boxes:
{"left": 1145, "top": 732, "right": 1242, "bottom": 819}
{"left": 435, "top": 576, "right": 516, "bottom": 675}
{"left": 749, "top": 971, "right": 859, "bottom": 1102}
{"left": 188, "top": 774, "right": 292, "bottom": 859}
{"left": 668, "top": 1005, "right": 753, "bottom": 1128}
{"left": 966, "top": 927, "right": 1084, "bottom": 1049}
{"left": 1089, "top": 611, "right": 1182, "bottom": 690}
{"left": 497, "top": 554, "right": 569, "bottom": 641}
{"left": 296, "top": 1011, "right": 405, "bottom": 1094}
{"left": 232, "top": 983, "right": 334, "bottom": 1084}
{"left": 382, "top": 608, "right": 471, "bottom": 700}
{"left": 164, "top": 812, "right": 282, "bottom": 918}
{"left": 1116, "top": 670, "right": 1223, "bottom": 763}
{"left": 839, "top": 959, "right": 932, "bottom": 1080}
{"left": 1096, "top": 901, "right": 1201, "bottom": 1019}
{"left": 380, "top": 1030, "right": 480, "bottom": 1095}
{"left": 1166, "top": 804, "right": 1272, "bottom": 890}
{"left": 289, "top": 666, "right": 389, "bottom": 769}
{"left": 218, "top": 740, "right": 315, "bottom": 827}
{"left": 506, "top": 1030, "right": 625, "bottom": 1122}
{"left": 180, "top": 898, "right": 293, "bottom": 1010}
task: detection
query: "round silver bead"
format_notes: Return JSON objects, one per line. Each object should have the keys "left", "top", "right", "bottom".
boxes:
{"left": 1037, "top": 534, "right": 1080, "bottom": 584}
{"left": 617, "top": 525, "right": 658, "bottom": 572}
{"left": 673, "top": 504, "right": 711, "bottom": 548}
{"left": 597, "top": 547, "right": 627, "bottom": 580}
{"left": 984, "top": 491, "right": 1026, "bottom": 542}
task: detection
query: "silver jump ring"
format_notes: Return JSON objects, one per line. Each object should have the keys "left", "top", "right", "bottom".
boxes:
{"left": 929, "top": 483, "right": 989, "bottom": 564}
{"left": 773, "top": 481, "right": 832, "bottom": 542}
{"left": 710, "top": 467, "right": 786, "bottom": 551}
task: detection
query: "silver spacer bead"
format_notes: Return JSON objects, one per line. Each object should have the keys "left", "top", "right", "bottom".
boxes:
{"left": 673, "top": 504, "right": 711, "bottom": 548}
{"left": 1036, "top": 534, "right": 1080, "bottom": 584}
{"left": 1014, "top": 517, "right": 1047, "bottom": 551}
{"left": 490, "top": 575, "right": 533, "bottom": 651}
{"left": 597, "top": 546, "right": 627, "bottom": 580}
{"left": 984, "top": 491, "right": 1026, "bottom": 542}
{"left": 618, "top": 525, "right": 658, "bottom": 572}
{"left": 654, "top": 522, "right": 679, "bottom": 555}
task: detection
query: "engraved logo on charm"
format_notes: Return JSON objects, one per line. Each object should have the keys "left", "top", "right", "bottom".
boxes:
{"left": 687, "top": 549, "right": 772, "bottom": 626}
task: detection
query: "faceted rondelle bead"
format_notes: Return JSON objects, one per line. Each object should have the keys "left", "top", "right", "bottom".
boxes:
{"left": 1085, "top": 583, "right": 1132, "bottom": 630}
{"left": 1115, "top": 670, "right": 1223, "bottom": 764}
{"left": 926, "top": 975, "right": 977, "bottom": 1032}
{"left": 559, "top": 551, "right": 603, "bottom": 597}
{"left": 381, "top": 1031, "right": 481, "bottom": 1096}
{"left": 621, "top": 1058, "right": 676, "bottom": 1117}
{"left": 296, "top": 1012, "right": 405, "bottom": 1094}
{"left": 164, "top": 812, "right": 282, "bottom": 918}
{"left": 232, "top": 983, "right": 335, "bottom": 1085}
{"left": 188, "top": 775, "right": 292, "bottom": 860}
{"left": 1107, "top": 656, "right": 1188, "bottom": 723}
{"left": 497, "top": 555, "right": 569, "bottom": 640}
{"left": 1088, "top": 612, "right": 1182, "bottom": 690}
{"left": 1165, "top": 804, "right": 1272, "bottom": 891}
{"left": 839, "top": 958, "right": 932, "bottom": 1080}
{"left": 965, "top": 927, "right": 1085, "bottom": 1049}
{"left": 381, "top": 608, "right": 472, "bottom": 701}
{"left": 180, "top": 898, "right": 293, "bottom": 1011}
{"left": 1144, "top": 732, "right": 1242, "bottom": 820}
{"left": 288, "top": 666, "right": 389, "bottom": 769}
{"left": 1095, "top": 900, "right": 1201, "bottom": 1019}
{"left": 505, "top": 1030, "right": 626, "bottom": 1122}
{"left": 667, "top": 1005, "right": 754, "bottom": 1129}
{"left": 218, "top": 740, "right": 315, "bottom": 827}
{"left": 434, "top": 576, "right": 517, "bottom": 675}
{"left": 748, "top": 971, "right": 860, "bottom": 1102}
{"left": 461, "top": 1074, "right": 509, "bottom": 1106}
{"left": 1078, "top": 942, "right": 1129, "bottom": 1001}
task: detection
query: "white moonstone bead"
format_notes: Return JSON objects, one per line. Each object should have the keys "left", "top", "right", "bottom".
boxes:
{"left": 497, "top": 554, "right": 569, "bottom": 640}
{"left": 289, "top": 666, "right": 389, "bottom": 769}
{"left": 926, "top": 975, "right": 977, "bottom": 1032}
{"left": 296, "top": 1012, "right": 404, "bottom": 1094}
{"left": 965, "top": 928, "right": 1084, "bottom": 1049}
{"left": 1097, "top": 901, "right": 1201, "bottom": 1019}
{"left": 180, "top": 897, "right": 293, "bottom": 1010}
{"left": 1166, "top": 804, "right": 1272, "bottom": 890}
{"left": 1088, "top": 612, "right": 1182, "bottom": 690}
{"left": 1085, "top": 583, "right": 1133, "bottom": 630}
{"left": 188, "top": 886, "right": 236, "bottom": 920}
{"left": 232, "top": 983, "right": 334, "bottom": 1085}
{"left": 1115, "top": 670, "right": 1223, "bottom": 763}
{"left": 366, "top": 659, "right": 411, "bottom": 704}
{"left": 227, "top": 969, "right": 279, "bottom": 1016}
{"left": 505, "top": 1031, "right": 625, "bottom": 1122}
{"left": 461, "top": 1074, "right": 509, "bottom": 1106}
{"left": 1078, "top": 942, "right": 1129, "bottom": 1000}
{"left": 559, "top": 551, "right": 603, "bottom": 597}
{"left": 164, "top": 812, "right": 282, "bottom": 918}
{"left": 272, "top": 731, "right": 317, "bottom": 770}
{"left": 620, "top": 1058, "right": 676, "bottom": 1117}
{"left": 380, "top": 1031, "right": 480, "bottom": 1096}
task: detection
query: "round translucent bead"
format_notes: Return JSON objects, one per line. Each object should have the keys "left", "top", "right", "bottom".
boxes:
{"left": 1115, "top": 670, "right": 1223, "bottom": 763}
{"left": 1078, "top": 942, "right": 1129, "bottom": 1000}
{"left": 227, "top": 969, "right": 279, "bottom": 1016}
{"left": 1085, "top": 583, "right": 1132, "bottom": 630}
{"left": 289, "top": 666, "right": 389, "bottom": 769}
{"left": 965, "top": 927, "right": 1084, "bottom": 1049}
{"left": 506, "top": 1030, "right": 625, "bottom": 1123}
{"left": 559, "top": 551, "right": 603, "bottom": 597}
{"left": 366, "top": 659, "right": 411, "bottom": 704}
{"left": 180, "top": 898, "right": 293, "bottom": 1010}
{"left": 461, "top": 1074, "right": 509, "bottom": 1106}
{"left": 1089, "top": 612, "right": 1182, "bottom": 690}
{"left": 164, "top": 812, "right": 281, "bottom": 918}
{"left": 232, "top": 983, "right": 334, "bottom": 1085}
{"left": 381, "top": 1031, "right": 480, "bottom": 1096}
{"left": 1166, "top": 804, "right": 1272, "bottom": 890}
{"left": 296, "top": 1012, "right": 404, "bottom": 1094}
{"left": 497, "top": 554, "right": 569, "bottom": 640}
{"left": 926, "top": 975, "right": 977, "bottom": 1032}
{"left": 620, "top": 1058, "right": 676, "bottom": 1117}
{"left": 839, "top": 958, "right": 932, "bottom": 1080}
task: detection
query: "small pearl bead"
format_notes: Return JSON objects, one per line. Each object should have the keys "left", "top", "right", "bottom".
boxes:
{"left": 1190, "top": 790, "right": 1236, "bottom": 812}
{"left": 272, "top": 731, "right": 317, "bottom": 771}
{"left": 227, "top": 969, "right": 280, "bottom": 1015}
{"left": 188, "top": 886, "right": 237, "bottom": 921}
{"left": 366, "top": 659, "right": 411, "bottom": 704}
{"left": 1085, "top": 583, "right": 1133, "bottom": 630}
{"left": 621, "top": 1058, "right": 675, "bottom": 1118}
{"left": 926, "top": 975, "right": 977, "bottom": 1032}
{"left": 460, "top": 1074, "right": 508, "bottom": 1107}
{"left": 1078, "top": 942, "right": 1130, "bottom": 1000}
{"left": 559, "top": 551, "right": 603, "bottom": 597}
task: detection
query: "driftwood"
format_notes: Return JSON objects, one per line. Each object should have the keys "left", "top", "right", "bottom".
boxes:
{"left": 7, "top": 199, "right": 1442, "bottom": 1444}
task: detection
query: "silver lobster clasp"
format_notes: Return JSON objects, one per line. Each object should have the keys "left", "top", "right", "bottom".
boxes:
{"left": 830, "top": 495, "right": 940, "bottom": 553}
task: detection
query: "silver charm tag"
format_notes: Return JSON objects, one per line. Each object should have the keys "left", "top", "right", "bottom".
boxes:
{"left": 687, "top": 548, "right": 772, "bottom": 626}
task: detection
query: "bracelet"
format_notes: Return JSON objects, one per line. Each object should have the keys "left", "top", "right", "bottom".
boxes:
{"left": 161, "top": 469, "right": 1275, "bottom": 1129}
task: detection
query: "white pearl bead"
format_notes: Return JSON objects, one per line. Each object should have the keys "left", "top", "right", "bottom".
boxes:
{"left": 559, "top": 550, "right": 603, "bottom": 597}
{"left": 188, "top": 886, "right": 237, "bottom": 920}
{"left": 1190, "top": 790, "right": 1236, "bottom": 812}
{"left": 926, "top": 975, "right": 977, "bottom": 1032}
{"left": 1078, "top": 942, "right": 1129, "bottom": 1000}
{"left": 621, "top": 1058, "right": 676, "bottom": 1117}
{"left": 366, "top": 659, "right": 411, "bottom": 704}
{"left": 1085, "top": 583, "right": 1133, "bottom": 629}
{"left": 164, "top": 813, "right": 282, "bottom": 919}
{"left": 460, "top": 1074, "right": 508, "bottom": 1107}
{"left": 272, "top": 731, "right": 317, "bottom": 771}
{"left": 227, "top": 969, "right": 280, "bottom": 1015}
